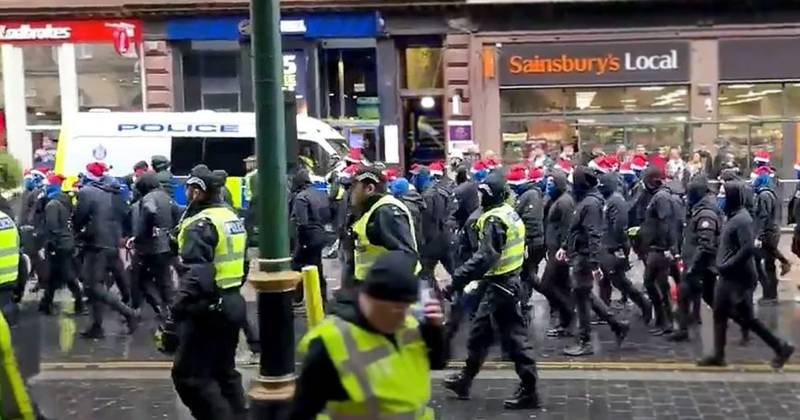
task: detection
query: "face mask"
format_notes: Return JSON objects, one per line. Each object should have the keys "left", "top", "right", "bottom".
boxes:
{"left": 622, "top": 174, "right": 636, "bottom": 186}
{"left": 716, "top": 195, "right": 726, "bottom": 212}
{"left": 752, "top": 173, "right": 770, "bottom": 190}
{"left": 536, "top": 179, "right": 547, "bottom": 192}
{"left": 545, "top": 178, "right": 558, "bottom": 199}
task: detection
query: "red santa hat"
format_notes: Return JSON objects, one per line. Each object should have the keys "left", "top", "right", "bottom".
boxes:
{"left": 382, "top": 167, "right": 398, "bottom": 182}
{"left": 409, "top": 163, "right": 424, "bottom": 175}
{"left": 483, "top": 156, "right": 500, "bottom": 170}
{"left": 344, "top": 149, "right": 362, "bottom": 164}
{"left": 589, "top": 156, "right": 612, "bottom": 174}
{"left": 85, "top": 161, "right": 109, "bottom": 179}
{"left": 751, "top": 165, "right": 775, "bottom": 179}
{"left": 630, "top": 154, "right": 649, "bottom": 171}
{"left": 619, "top": 162, "right": 634, "bottom": 175}
{"left": 428, "top": 161, "right": 445, "bottom": 177}
{"left": 470, "top": 160, "right": 488, "bottom": 174}
{"left": 528, "top": 166, "right": 545, "bottom": 182}
{"left": 506, "top": 164, "right": 528, "bottom": 185}
{"left": 553, "top": 158, "right": 573, "bottom": 175}
{"left": 753, "top": 150, "right": 770, "bottom": 164}
{"left": 339, "top": 163, "right": 359, "bottom": 178}
{"left": 47, "top": 173, "right": 66, "bottom": 186}
{"left": 605, "top": 155, "right": 620, "bottom": 171}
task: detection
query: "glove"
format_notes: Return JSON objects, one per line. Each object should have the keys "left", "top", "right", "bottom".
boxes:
{"left": 464, "top": 280, "right": 480, "bottom": 294}
{"left": 626, "top": 226, "right": 640, "bottom": 237}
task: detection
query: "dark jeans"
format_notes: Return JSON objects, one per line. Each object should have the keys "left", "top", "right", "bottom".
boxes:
{"left": 677, "top": 267, "right": 715, "bottom": 332}
{"left": 291, "top": 244, "right": 326, "bottom": 305}
{"left": 599, "top": 250, "right": 649, "bottom": 313}
{"left": 41, "top": 249, "right": 83, "bottom": 311}
{"left": 644, "top": 251, "right": 673, "bottom": 329}
{"left": 572, "top": 268, "right": 624, "bottom": 343}
{"left": 131, "top": 252, "right": 174, "bottom": 316}
{"left": 421, "top": 234, "right": 456, "bottom": 283}
{"left": 756, "top": 241, "right": 780, "bottom": 300}
{"left": 540, "top": 250, "right": 574, "bottom": 329}
{"left": 82, "top": 248, "right": 134, "bottom": 328}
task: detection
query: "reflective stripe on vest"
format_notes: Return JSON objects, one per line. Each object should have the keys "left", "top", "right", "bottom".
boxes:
{"left": 0, "top": 311, "right": 35, "bottom": 420}
{"left": 352, "top": 195, "right": 420, "bottom": 281}
{"left": 0, "top": 211, "right": 19, "bottom": 287}
{"left": 178, "top": 206, "right": 246, "bottom": 290}
{"left": 299, "top": 316, "right": 432, "bottom": 420}
{"left": 476, "top": 203, "right": 525, "bottom": 276}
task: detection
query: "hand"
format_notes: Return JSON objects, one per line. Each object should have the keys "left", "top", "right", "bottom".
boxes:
{"left": 755, "top": 239, "right": 762, "bottom": 248}
{"left": 423, "top": 300, "right": 444, "bottom": 327}
{"left": 555, "top": 248, "right": 567, "bottom": 262}
{"left": 664, "top": 250, "right": 674, "bottom": 260}
{"left": 592, "top": 268, "right": 603, "bottom": 282}
{"left": 125, "top": 237, "right": 135, "bottom": 249}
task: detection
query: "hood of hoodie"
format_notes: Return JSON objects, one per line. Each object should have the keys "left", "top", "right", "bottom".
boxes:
{"left": 686, "top": 175, "right": 710, "bottom": 208}
{"left": 291, "top": 170, "right": 311, "bottom": 192}
{"left": 135, "top": 171, "right": 160, "bottom": 195}
{"left": 665, "top": 179, "right": 685, "bottom": 196}
{"left": 151, "top": 155, "right": 170, "bottom": 172}
{"left": 400, "top": 189, "right": 425, "bottom": 208}
{"left": 598, "top": 172, "right": 619, "bottom": 198}
{"left": 643, "top": 165, "right": 664, "bottom": 192}
{"left": 571, "top": 166, "right": 598, "bottom": 200}
{"left": 723, "top": 180, "right": 746, "bottom": 215}
{"left": 547, "top": 171, "right": 568, "bottom": 199}
{"left": 479, "top": 171, "right": 507, "bottom": 209}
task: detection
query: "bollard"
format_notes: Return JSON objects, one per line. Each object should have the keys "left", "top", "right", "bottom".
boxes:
{"left": 302, "top": 266, "right": 324, "bottom": 328}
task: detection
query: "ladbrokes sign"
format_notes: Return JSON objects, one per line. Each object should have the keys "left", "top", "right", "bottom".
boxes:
{"left": 499, "top": 41, "right": 689, "bottom": 86}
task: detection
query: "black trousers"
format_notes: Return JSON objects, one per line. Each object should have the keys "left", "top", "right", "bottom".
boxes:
{"left": 131, "top": 252, "right": 174, "bottom": 316}
{"left": 463, "top": 276, "right": 537, "bottom": 389}
{"left": 520, "top": 245, "right": 546, "bottom": 320}
{"left": 172, "top": 311, "right": 246, "bottom": 420}
{"left": 421, "top": 234, "right": 456, "bottom": 283}
{"left": 676, "top": 267, "right": 715, "bottom": 332}
{"left": 711, "top": 278, "right": 785, "bottom": 360}
{"left": 644, "top": 251, "right": 673, "bottom": 329}
{"left": 291, "top": 244, "right": 326, "bottom": 305}
{"left": 82, "top": 248, "right": 134, "bottom": 328}
{"left": 572, "top": 268, "right": 624, "bottom": 343}
{"left": 41, "top": 249, "right": 83, "bottom": 311}
{"left": 755, "top": 241, "right": 780, "bottom": 301}
{"left": 540, "top": 250, "right": 574, "bottom": 329}
{"left": 599, "top": 250, "right": 649, "bottom": 313}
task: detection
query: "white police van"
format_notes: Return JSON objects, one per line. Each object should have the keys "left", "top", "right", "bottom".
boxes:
{"left": 54, "top": 111, "right": 349, "bottom": 207}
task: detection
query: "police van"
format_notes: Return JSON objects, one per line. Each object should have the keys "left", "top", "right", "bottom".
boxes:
{"left": 54, "top": 111, "right": 350, "bottom": 208}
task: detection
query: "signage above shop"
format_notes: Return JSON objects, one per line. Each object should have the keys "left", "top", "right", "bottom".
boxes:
{"left": 499, "top": 41, "right": 689, "bottom": 86}
{"left": 0, "top": 20, "right": 142, "bottom": 45}
{"left": 719, "top": 37, "right": 800, "bottom": 81}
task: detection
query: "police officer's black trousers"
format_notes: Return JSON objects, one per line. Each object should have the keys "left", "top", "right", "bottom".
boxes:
{"left": 464, "top": 278, "right": 537, "bottom": 388}
{"left": 644, "top": 251, "right": 673, "bottom": 329}
{"left": 572, "top": 269, "right": 624, "bottom": 343}
{"left": 83, "top": 248, "right": 135, "bottom": 328}
{"left": 41, "top": 249, "right": 83, "bottom": 312}
{"left": 599, "top": 251, "right": 648, "bottom": 313}
{"left": 755, "top": 242, "right": 780, "bottom": 301}
{"left": 172, "top": 310, "right": 246, "bottom": 420}
{"left": 540, "top": 251, "right": 574, "bottom": 328}
{"left": 711, "top": 278, "right": 785, "bottom": 360}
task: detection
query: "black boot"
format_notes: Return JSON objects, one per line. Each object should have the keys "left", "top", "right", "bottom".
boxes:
{"left": 667, "top": 330, "right": 690, "bottom": 342}
{"left": 772, "top": 342, "right": 795, "bottom": 370}
{"left": 74, "top": 299, "right": 88, "bottom": 316}
{"left": 641, "top": 299, "right": 653, "bottom": 326}
{"left": 614, "top": 322, "right": 629, "bottom": 348}
{"left": 443, "top": 372, "right": 472, "bottom": 400}
{"left": 124, "top": 310, "right": 141, "bottom": 335}
{"left": 38, "top": 302, "right": 55, "bottom": 316}
{"left": 79, "top": 324, "right": 105, "bottom": 339}
{"left": 503, "top": 384, "right": 540, "bottom": 410}
{"left": 696, "top": 355, "right": 726, "bottom": 367}
{"left": 563, "top": 341, "right": 594, "bottom": 357}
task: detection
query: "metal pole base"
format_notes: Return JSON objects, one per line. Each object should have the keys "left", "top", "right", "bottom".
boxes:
{"left": 248, "top": 374, "right": 295, "bottom": 420}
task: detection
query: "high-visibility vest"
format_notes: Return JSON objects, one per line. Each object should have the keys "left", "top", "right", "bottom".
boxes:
{"left": 0, "top": 310, "right": 34, "bottom": 420}
{"left": 299, "top": 316, "right": 433, "bottom": 420}
{"left": 352, "top": 195, "right": 419, "bottom": 281}
{"left": 244, "top": 170, "right": 258, "bottom": 202}
{"left": 178, "top": 206, "right": 246, "bottom": 290}
{"left": 476, "top": 203, "right": 525, "bottom": 276}
{"left": 0, "top": 211, "right": 19, "bottom": 288}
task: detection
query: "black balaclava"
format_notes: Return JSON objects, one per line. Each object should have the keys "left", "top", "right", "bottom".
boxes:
{"left": 643, "top": 165, "right": 664, "bottom": 192}
{"left": 548, "top": 171, "right": 568, "bottom": 199}
{"left": 455, "top": 166, "right": 469, "bottom": 185}
{"left": 598, "top": 172, "right": 619, "bottom": 199}
{"left": 723, "top": 180, "right": 745, "bottom": 216}
{"left": 686, "top": 175, "right": 709, "bottom": 208}
{"left": 571, "top": 166, "right": 598, "bottom": 200}
{"left": 479, "top": 171, "right": 506, "bottom": 209}
{"left": 134, "top": 171, "right": 160, "bottom": 196}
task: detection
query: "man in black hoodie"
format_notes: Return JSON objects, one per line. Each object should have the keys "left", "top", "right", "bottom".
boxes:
{"left": 640, "top": 165, "right": 679, "bottom": 336}
{"left": 443, "top": 172, "right": 539, "bottom": 410}
{"left": 598, "top": 172, "right": 652, "bottom": 324}
{"left": 514, "top": 172, "right": 546, "bottom": 320}
{"left": 419, "top": 170, "right": 456, "bottom": 282}
{"left": 561, "top": 167, "right": 629, "bottom": 357}
{"left": 451, "top": 166, "right": 480, "bottom": 231}
{"left": 151, "top": 155, "right": 175, "bottom": 197}
{"left": 291, "top": 169, "right": 331, "bottom": 304}
{"left": 697, "top": 181, "right": 795, "bottom": 368}
{"left": 541, "top": 171, "right": 575, "bottom": 337}
{"left": 752, "top": 169, "right": 789, "bottom": 306}
{"left": 669, "top": 176, "right": 720, "bottom": 342}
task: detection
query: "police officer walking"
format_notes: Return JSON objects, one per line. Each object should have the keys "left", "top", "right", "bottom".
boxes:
{"left": 541, "top": 171, "right": 575, "bottom": 337}
{"left": 561, "top": 167, "right": 629, "bottom": 357}
{"left": 291, "top": 251, "right": 446, "bottom": 419}
{"left": 444, "top": 172, "right": 539, "bottom": 410}
{"left": 170, "top": 165, "right": 247, "bottom": 420}
{"left": 697, "top": 181, "right": 794, "bottom": 368}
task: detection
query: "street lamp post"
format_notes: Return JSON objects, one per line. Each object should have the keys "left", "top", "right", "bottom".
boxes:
{"left": 246, "top": 0, "right": 300, "bottom": 418}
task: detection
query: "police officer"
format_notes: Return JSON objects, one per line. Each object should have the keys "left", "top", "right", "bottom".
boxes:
{"left": 597, "top": 172, "right": 652, "bottom": 323}
{"left": 129, "top": 171, "right": 176, "bottom": 318}
{"left": 698, "top": 181, "right": 795, "bottom": 368}
{"left": 243, "top": 155, "right": 258, "bottom": 205}
{"left": 752, "top": 166, "right": 785, "bottom": 306}
{"left": 640, "top": 165, "right": 679, "bottom": 336}
{"left": 541, "top": 171, "right": 575, "bottom": 337}
{"left": 0, "top": 208, "right": 25, "bottom": 326}
{"left": 170, "top": 165, "right": 247, "bottom": 420}
{"left": 0, "top": 309, "right": 35, "bottom": 420}
{"left": 669, "top": 176, "right": 720, "bottom": 342}
{"left": 291, "top": 251, "right": 446, "bottom": 419}
{"left": 444, "top": 172, "right": 539, "bottom": 410}
{"left": 39, "top": 174, "right": 85, "bottom": 316}
{"left": 346, "top": 166, "right": 418, "bottom": 289}
{"left": 291, "top": 169, "right": 331, "bottom": 305}
{"left": 561, "top": 167, "right": 629, "bottom": 357}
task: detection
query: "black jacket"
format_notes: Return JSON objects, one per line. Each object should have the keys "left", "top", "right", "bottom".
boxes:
{"left": 73, "top": 178, "right": 128, "bottom": 250}
{"left": 602, "top": 191, "right": 629, "bottom": 252}
{"left": 452, "top": 180, "right": 480, "bottom": 230}
{"left": 640, "top": 187, "right": 679, "bottom": 253}
{"left": 627, "top": 181, "right": 650, "bottom": 228}
{"left": 43, "top": 193, "right": 74, "bottom": 252}
{"left": 754, "top": 187, "right": 780, "bottom": 241}
{"left": 682, "top": 195, "right": 721, "bottom": 272}
{"left": 398, "top": 190, "right": 426, "bottom": 251}
{"left": 291, "top": 173, "right": 331, "bottom": 250}
{"left": 420, "top": 183, "right": 454, "bottom": 255}
{"left": 717, "top": 183, "right": 757, "bottom": 285}
{"left": 544, "top": 174, "right": 574, "bottom": 252}
{"left": 290, "top": 299, "right": 446, "bottom": 420}
{"left": 514, "top": 184, "right": 545, "bottom": 248}
{"left": 133, "top": 174, "right": 176, "bottom": 255}
{"left": 567, "top": 190, "right": 604, "bottom": 271}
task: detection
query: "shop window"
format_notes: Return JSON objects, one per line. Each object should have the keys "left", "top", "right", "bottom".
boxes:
{"left": 76, "top": 44, "right": 142, "bottom": 112}
{"left": 170, "top": 137, "right": 254, "bottom": 177}
{"left": 182, "top": 50, "right": 241, "bottom": 112}
{"left": 23, "top": 45, "right": 60, "bottom": 125}
{"left": 501, "top": 88, "right": 564, "bottom": 114}
{"left": 719, "top": 83, "right": 784, "bottom": 120}
{"left": 324, "top": 48, "right": 377, "bottom": 119}
{"left": 403, "top": 47, "right": 443, "bottom": 90}
{"left": 785, "top": 83, "right": 800, "bottom": 117}
{"left": 563, "top": 86, "right": 688, "bottom": 113}
{"left": 0, "top": 54, "right": 5, "bottom": 150}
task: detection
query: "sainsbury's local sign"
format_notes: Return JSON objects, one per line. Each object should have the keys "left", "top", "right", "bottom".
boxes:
{"left": 499, "top": 41, "right": 689, "bottom": 86}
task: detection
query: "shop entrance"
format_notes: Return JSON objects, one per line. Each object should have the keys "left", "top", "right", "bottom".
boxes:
{"left": 402, "top": 96, "right": 445, "bottom": 166}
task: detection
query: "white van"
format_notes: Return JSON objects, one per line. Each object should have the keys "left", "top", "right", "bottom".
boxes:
{"left": 54, "top": 111, "right": 349, "bottom": 207}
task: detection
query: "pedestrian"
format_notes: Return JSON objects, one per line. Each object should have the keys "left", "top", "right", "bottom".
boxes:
{"left": 509, "top": 165, "right": 546, "bottom": 321}
{"left": 444, "top": 171, "right": 539, "bottom": 409}
{"left": 74, "top": 162, "right": 138, "bottom": 339}
{"left": 345, "top": 166, "right": 419, "bottom": 289}
{"left": 129, "top": 171, "right": 176, "bottom": 319}
{"left": 170, "top": 164, "right": 247, "bottom": 420}
{"left": 752, "top": 166, "right": 790, "bottom": 306}
{"left": 697, "top": 181, "right": 795, "bottom": 368}
{"left": 640, "top": 165, "right": 679, "bottom": 336}
{"left": 151, "top": 155, "right": 175, "bottom": 197}
{"left": 541, "top": 171, "right": 576, "bottom": 337}
{"left": 290, "top": 169, "right": 331, "bottom": 306}
{"left": 39, "top": 173, "right": 85, "bottom": 316}
{"left": 597, "top": 171, "right": 652, "bottom": 322}
{"left": 291, "top": 251, "right": 446, "bottom": 419}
